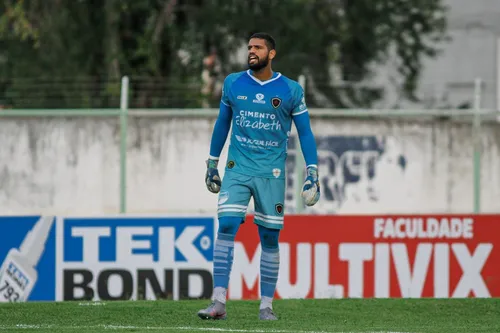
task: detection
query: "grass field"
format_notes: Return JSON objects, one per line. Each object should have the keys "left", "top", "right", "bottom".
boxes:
{"left": 0, "top": 299, "right": 499, "bottom": 333}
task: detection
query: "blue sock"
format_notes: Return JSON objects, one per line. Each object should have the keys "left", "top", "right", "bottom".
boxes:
{"left": 213, "top": 217, "right": 242, "bottom": 294}
{"left": 258, "top": 225, "right": 280, "bottom": 308}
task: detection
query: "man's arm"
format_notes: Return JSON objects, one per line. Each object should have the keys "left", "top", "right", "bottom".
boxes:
{"left": 209, "top": 101, "right": 232, "bottom": 160}
{"left": 293, "top": 112, "right": 318, "bottom": 168}
{"left": 293, "top": 112, "right": 320, "bottom": 206}
{"left": 205, "top": 101, "right": 232, "bottom": 193}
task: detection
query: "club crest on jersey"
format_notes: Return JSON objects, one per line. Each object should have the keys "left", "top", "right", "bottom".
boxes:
{"left": 271, "top": 97, "right": 282, "bottom": 108}
{"left": 275, "top": 203, "right": 284, "bottom": 215}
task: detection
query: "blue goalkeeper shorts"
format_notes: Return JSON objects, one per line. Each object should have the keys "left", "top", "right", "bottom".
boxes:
{"left": 217, "top": 170, "right": 285, "bottom": 230}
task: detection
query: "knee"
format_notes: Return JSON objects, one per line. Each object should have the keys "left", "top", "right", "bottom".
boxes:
{"left": 258, "top": 226, "right": 280, "bottom": 249}
{"left": 218, "top": 216, "right": 242, "bottom": 236}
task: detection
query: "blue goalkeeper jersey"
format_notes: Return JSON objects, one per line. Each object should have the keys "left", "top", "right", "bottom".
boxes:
{"left": 221, "top": 70, "right": 308, "bottom": 179}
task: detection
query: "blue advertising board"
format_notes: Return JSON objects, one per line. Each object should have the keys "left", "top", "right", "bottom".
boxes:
{"left": 0, "top": 215, "right": 215, "bottom": 302}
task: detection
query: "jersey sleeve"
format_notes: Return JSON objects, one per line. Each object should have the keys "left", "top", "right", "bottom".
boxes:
{"left": 210, "top": 75, "right": 234, "bottom": 159}
{"left": 209, "top": 102, "right": 232, "bottom": 160}
{"left": 221, "top": 75, "right": 232, "bottom": 107}
{"left": 291, "top": 85, "right": 308, "bottom": 117}
{"left": 293, "top": 112, "right": 318, "bottom": 167}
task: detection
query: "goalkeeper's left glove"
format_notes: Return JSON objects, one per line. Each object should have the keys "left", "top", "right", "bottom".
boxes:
{"left": 301, "top": 165, "right": 320, "bottom": 206}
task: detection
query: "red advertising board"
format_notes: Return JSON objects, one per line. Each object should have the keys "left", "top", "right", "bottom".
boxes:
{"left": 230, "top": 215, "right": 500, "bottom": 299}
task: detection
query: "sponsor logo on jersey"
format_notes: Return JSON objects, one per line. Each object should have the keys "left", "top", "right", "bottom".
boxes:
{"left": 235, "top": 110, "right": 281, "bottom": 131}
{"left": 235, "top": 135, "right": 279, "bottom": 148}
{"left": 253, "top": 93, "right": 266, "bottom": 104}
{"left": 237, "top": 95, "right": 247, "bottom": 100}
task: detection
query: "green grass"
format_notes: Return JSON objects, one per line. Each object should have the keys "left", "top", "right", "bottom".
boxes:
{"left": 0, "top": 299, "right": 499, "bottom": 333}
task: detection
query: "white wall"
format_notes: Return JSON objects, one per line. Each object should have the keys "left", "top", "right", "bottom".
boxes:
{"left": 302, "top": 118, "right": 500, "bottom": 215}
{"left": 0, "top": 115, "right": 499, "bottom": 215}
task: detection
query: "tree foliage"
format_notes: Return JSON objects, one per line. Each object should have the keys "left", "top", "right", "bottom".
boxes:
{"left": 0, "top": 0, "right": 448, "bottom": 109}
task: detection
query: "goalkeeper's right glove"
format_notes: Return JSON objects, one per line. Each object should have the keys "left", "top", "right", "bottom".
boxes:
{"left": 205, "top": 158, "right": 221, "bottom": 193}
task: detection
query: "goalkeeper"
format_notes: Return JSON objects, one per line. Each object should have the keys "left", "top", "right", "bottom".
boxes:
{"left": 198, "top": 32, "right": 319, "bottom": 321}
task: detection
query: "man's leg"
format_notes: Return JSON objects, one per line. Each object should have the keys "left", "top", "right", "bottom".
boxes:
{"left": 198, "top": 216, "right": 242, "bottom": 320}
{"left": 258, "top": 225, "right": 280, "bottom": 314}
{"left": 212, "top": 216, "right": 242, "bottom": 302}
{"left": 198, "top": 171, "right": 251, "bottom": 320}
{"left": 251, "top": 176, "right": 285, "bottom": 320}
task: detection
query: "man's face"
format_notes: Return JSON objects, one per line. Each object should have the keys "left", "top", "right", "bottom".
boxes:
{"left": 247, "top": 38, "right": 274, "bottom": 71}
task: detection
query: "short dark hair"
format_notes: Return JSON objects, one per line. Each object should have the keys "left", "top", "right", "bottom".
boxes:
{"left": 249, "top": 32, "right": 276, "bottom": 51}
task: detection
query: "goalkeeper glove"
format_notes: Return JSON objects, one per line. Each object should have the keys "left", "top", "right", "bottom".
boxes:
{"left": 301, "top": 165, "right": 320, "bottom": 206}
{"left": 205, "top": 158, "right": 221, "bottom": 193}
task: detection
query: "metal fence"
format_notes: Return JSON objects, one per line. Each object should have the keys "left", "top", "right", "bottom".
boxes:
{"left": 0, "top": 76, "right": 209, "bottom": 109}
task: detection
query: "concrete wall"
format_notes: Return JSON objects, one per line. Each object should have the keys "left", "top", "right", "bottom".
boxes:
{"left": 1, "top": 115, "right": 499, "bottom": 215}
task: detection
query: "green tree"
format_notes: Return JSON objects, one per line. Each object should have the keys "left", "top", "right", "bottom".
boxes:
{"left": 190, "top": 0, "right": 448, "bottom": 108}
{"left": 0, "top": 0, "right": 448, "bottom": 109}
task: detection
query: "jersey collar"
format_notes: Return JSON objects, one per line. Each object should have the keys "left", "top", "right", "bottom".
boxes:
{"left": 246, "top": 70, "right": 282, "bottom": 86}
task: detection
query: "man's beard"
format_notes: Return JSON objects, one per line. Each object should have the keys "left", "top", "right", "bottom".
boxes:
{"left": 248, "top": 54, "right": 269, "bottom": 71}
